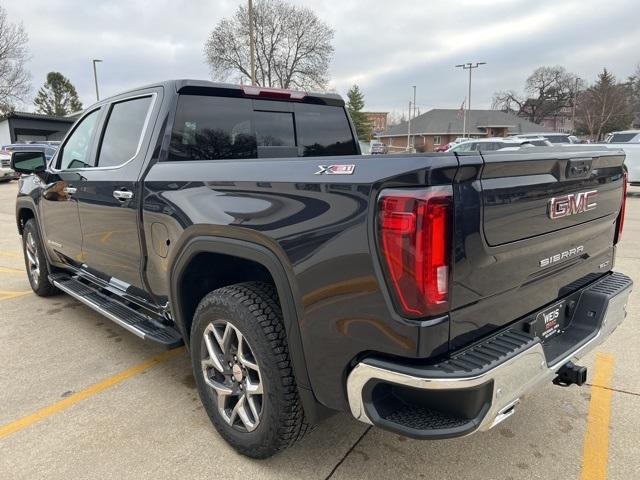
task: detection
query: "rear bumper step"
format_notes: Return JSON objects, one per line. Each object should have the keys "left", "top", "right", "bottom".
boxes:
{"left": 51, "top": 274, "right": 183, "bottom": 348}
{"left": 346, "top": 272, "right": 632, "bottom": 439}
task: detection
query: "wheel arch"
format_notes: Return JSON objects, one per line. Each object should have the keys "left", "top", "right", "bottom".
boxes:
{"left": 16, "top": 200, "right": 36, "bottom": 236}
{"left": 168, "top": 233, "right": 330, "bottom": 422}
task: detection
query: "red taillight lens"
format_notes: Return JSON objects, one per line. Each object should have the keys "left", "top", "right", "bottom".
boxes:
{"left": 377, "top": 187, "right": 452, "bottom": 318}
{"left": 615, "top": 171, "right": 628, "bottom": 244}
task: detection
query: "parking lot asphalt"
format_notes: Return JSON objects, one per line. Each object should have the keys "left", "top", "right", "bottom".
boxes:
{"left": 0, "top": 179, "right": 639, "bottom": 479}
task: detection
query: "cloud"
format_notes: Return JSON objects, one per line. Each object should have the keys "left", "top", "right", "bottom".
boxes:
{"left": 4, "top": 0, "right": 639, "bottom": 113}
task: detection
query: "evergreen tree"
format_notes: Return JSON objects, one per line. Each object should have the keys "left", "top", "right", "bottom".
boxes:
{"left": 33, "top": 72, "right": 83, "bottom": 116}
{"left": 346, "top": 84, "right": 372, "bottom": 141}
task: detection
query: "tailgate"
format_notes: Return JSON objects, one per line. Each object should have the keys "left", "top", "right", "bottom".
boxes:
{"left": 482, "top": 149, "right": 624, "bottom": 245}
{"left": 449, "top": 147, "right": 625, "bottom": 350}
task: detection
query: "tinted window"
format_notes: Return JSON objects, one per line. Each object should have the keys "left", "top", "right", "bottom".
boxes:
{"left": 477, "top": 142, "right": 498, "bottom": 151}
{"left": 168, "top": 95, "right": 357, "bottom": 161}
{"left": 547, "top": 135, "right": 570, "bottom": 143}
{"left": 609, "top": 133, "right": 638, "bottom": 143}
{"left": 98, "top": 96, "right": 152, "bottom": 167}
{"left": 169, "top": 96, "right": 257, "bottom": 161}
{"left": 254, "top": 111, "right": 295, "bottom": 146}
{"left": 296, "top": 103, "right": 357, "bottom": 156}
{"left": 59, "top": 109, "right": 100, "bottom": 170}
{"left": 452, "top": 142, "right": 472, "bottom": 152}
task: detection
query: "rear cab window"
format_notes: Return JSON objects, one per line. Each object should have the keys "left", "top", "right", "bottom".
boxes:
{"left": 168, "top": 95, "right": 357, "bottom": 161}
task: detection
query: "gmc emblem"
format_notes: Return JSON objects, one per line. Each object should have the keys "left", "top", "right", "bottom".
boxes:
{"left": 548, "top": 190, "right": 598, "bottom": 220}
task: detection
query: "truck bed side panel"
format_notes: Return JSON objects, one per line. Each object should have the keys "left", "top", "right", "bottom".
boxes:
{"left": 142, "top": 153, "right": 458, "bottom": 410}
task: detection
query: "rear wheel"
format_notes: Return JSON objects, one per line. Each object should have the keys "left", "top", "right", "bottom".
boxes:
{"left": 190, "top": 282, "right": 308, "bottom": 458}
{"left": 21, "top": 219, "right": 59, "bottom": 296}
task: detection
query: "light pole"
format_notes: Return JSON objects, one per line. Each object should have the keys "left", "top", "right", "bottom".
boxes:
{"left": 571, "top": 77, "right": 579, "bottom": 134}
{"left": 92, "top": 59, "right": 102, "bottom": 101}
{"left": 248, "top": 0, "right": 256, "bottom": 86}
{"left": 455, "top": 62, "right": 486, "bottom": 138}
{"left": 407, "top": 100, "right": 412, "bottom": 151}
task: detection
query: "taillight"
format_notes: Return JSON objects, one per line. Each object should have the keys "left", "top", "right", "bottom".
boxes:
{"left": 377, "top": 187, "right": 452, "bottom": 318}
{"left": 615, "top": 171, "right": 628, "bottom": 244}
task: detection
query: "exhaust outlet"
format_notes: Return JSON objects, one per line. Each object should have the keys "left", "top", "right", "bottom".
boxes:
{"left": 553, "top": 361, "right": 588, "bottom": 387}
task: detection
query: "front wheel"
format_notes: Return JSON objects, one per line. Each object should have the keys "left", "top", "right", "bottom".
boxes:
{"left": 190, "top": 282, "right": 309, "bottom": 458}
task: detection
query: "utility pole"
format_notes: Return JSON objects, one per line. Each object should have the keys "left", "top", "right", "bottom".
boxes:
{"left": 412, "top": 86, "right": 417, "bottom": 150}
{"left": 462, "top": 97, "right": 467, "bottom": 141}
{"left": 407, "top": 101, "right": 413, "bottom": 151}
{"left": 412, "top": 86, "right": 417, "bottom": 119}
{"left": 571, "top": 77, "right": 579, "bottom": 134}
{"left": 248, "top": 0, "right": 256, "bottom": 86}
{"left": 455, "top": 62, "right": 486, "bottom": 138}
{"left": 92, "top": 59, "right": 102, "bottom": 101}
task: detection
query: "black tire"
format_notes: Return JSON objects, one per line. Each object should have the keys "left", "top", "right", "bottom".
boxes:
{"left": 21, "top": 219, "right": 59, "bottom": 297}
{"left": 190, "top": 282, "right": 309, "bottom": 459}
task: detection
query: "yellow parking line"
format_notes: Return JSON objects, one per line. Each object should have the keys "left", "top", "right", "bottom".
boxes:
{"left": 0, "top": 251, "right": 21, "bottom": 258}
{"left": 0, "top": 266, "right": 25, "bottom": 274}
{"left": 580, "top": 352, "right": 615, "bottom": 480}
{"left": 0, "top": 347, "right": 185, "bottom": 440}
{"left": 0, "top": 290, "right": 32, "bottom": 301}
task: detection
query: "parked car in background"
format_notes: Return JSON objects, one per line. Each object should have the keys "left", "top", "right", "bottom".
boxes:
{"left": 605, "top": 130, "right": 640, "bottom": 143}
{"left": 514, "top": 133, "right": 579, "bottom": 144}
{"left": 446, "top": 137, "right": 537, "bottom": 152}
{"left": 594, "top": 135, "right": 640, "bottom": 184}
{"left": 507, "top": 136, "right": 553, "bottom": 147}
{"left": 0, "top": 149, "right": 17, "bottom": 181}
{"left": 2, "top": 144, "right": 58, "bottom": 162}
{"left": 370, "top": 141, "right": 388, "bottom": 154}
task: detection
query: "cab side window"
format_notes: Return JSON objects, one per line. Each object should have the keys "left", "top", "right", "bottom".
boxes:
{"left": 97, "top": 96, "right": 153, "bottom": 168}
{"left": 58, "top": 109, "right": 100, "bottom": 170}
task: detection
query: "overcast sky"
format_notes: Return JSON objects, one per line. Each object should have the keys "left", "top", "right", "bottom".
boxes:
{"left": 5, "top": 0, "right": 640, "bottom": 115}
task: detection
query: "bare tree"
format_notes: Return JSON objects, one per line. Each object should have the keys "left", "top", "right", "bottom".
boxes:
{"left": 576, "top": 68, "right": 633, "bottom": 141}
{"left": 0, "top": 6, "right": 31, "bottom": 114}
{"left": 386, "top": 110, "right": 404, "bottom": 127}
{"left": 628, "top": 63, "right": 640, "bottom": 121}
{"left": 204, "top": 0, "right": 334, "bottom": 90}
{"left": 491, "top": 89, "right": 523, "bottom": 114}
{"left": 493, "top": 66, "right": 581, "bottom": 124}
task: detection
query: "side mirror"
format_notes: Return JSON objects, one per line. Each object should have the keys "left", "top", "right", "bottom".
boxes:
{"left": 10, "top": 151, "right": 47, "bottom": 175}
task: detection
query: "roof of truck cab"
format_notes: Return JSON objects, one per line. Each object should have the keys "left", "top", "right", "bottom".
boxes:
{"left": 87, "top": 79, "right": 345, "bottom": 109}
{"left": 173, "top": 79, "right": 344, "bottom": 105}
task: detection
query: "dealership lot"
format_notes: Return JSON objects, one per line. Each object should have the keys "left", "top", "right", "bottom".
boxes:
{"left": 0, "top": 180, "right": 639, "bottom": 479}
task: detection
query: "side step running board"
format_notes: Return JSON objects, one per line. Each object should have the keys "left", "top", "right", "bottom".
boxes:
{"left": 51, "top": 274, "right": 183, "bottom": 348}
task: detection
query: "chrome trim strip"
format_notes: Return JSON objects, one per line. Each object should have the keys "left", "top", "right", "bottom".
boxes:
{"left": 346, "top": 282, "right": 632, "bottom": 433}
{"left": 52, "top": 279, "right": 147, "bottom": 340}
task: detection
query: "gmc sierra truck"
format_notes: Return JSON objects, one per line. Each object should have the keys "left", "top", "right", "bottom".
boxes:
{"left": 11, "top": 80, "right": 632, "bottom": 459}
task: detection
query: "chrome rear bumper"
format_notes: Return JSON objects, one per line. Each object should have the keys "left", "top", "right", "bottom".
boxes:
{"left": 346, "top": 272, "right": 632, "bottom": 437}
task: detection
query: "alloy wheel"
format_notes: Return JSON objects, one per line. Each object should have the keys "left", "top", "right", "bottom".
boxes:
{"left": 201, "top": 320, "right": 263, "bottom": 432}
{"left": 25, "top": 232, "right": 40, "bottom": 287}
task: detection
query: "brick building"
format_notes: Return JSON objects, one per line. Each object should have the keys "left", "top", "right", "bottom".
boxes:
{"left": 363, "top": 112, "right": 388, "bottom": 137}
{"left": 378, "top": 109, "right": 551, "bottom": 152}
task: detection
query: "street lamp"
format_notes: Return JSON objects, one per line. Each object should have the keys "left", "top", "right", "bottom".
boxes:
{"left": 248, "top": 0, "right": 256, "bottom": 86}
{"left": 92, "top": 59, "right": 103, "bottom": 101}
{"left": 455, "top": 62, "right": 486, "bottom": 138}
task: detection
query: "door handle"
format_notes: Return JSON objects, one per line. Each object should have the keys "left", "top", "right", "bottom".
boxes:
{"left": 113, "top": 189, "right": 134, "bottom": 201}
{"left": 62, "top": 186, "right": 77, "bottom": 195}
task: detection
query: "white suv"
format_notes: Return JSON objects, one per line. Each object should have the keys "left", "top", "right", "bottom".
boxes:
{"left": 447, "top": 138, "right": 540, "bottom": 153}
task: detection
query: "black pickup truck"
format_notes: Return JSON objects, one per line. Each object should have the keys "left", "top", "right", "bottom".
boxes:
{"left": 11, "top": 80, "right": 632, "bottom": 458}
